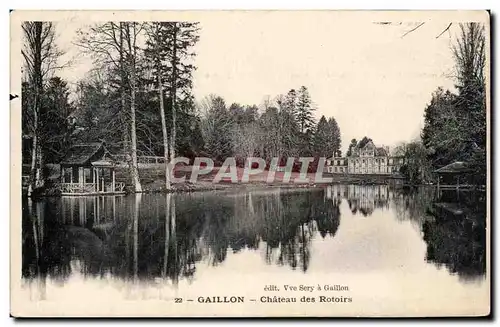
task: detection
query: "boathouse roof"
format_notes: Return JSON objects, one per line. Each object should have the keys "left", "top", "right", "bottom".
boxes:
{"left": 434, "top": 161, "right": 474, "bottom": 174}
{"left": 60, "top": 142, "right": 105, "bottom": 166}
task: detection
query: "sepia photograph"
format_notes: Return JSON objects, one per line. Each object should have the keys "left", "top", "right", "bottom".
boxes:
{"left": 9, "top": 10, "right": 490, "bottom": 317}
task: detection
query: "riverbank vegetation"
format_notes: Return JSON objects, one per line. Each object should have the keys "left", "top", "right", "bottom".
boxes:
{"left": 21, "top": 22, "right": 487, "bottom": 194}
{"left": 395, "top": 23, "right": 486, "bottom": 186}
{"left": 22, "top": 21, "right": 342, "bottom": 196}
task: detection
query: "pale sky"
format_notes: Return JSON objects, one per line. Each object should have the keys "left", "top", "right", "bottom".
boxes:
{"left": 42, "top": 12, "right": 467, "bottom": 154}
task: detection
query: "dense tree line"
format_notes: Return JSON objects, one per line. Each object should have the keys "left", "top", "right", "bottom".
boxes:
{"left": 22, "top": 22, "right": 342, "bottom": 195}
{"left": 199, "top": 87, "right": 341, "bottom": 167}
{"left": 22, "top": 22, "right": 67, "bottom": 196}
{"left": 397, "top": 23, "right": 487, "bottom": 185}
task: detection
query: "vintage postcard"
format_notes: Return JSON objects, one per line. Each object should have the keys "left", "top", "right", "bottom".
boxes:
{"left": 10, "top": 10, "right": 490, "bottom": 317}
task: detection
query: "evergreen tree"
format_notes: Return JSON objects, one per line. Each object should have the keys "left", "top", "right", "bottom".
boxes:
{"left": 144, "top": 21, "right": 200, "bottom": 160}
{"left": 327, "top": 117, "right": 341, "bottom": 158}
{"left": 200, "top": 95, "right": 234, "bottom": 163}
{"left": 42, "top": 77, "right": 74, "bottom": 163}
{"left": 295, "top": 86, "right": 316, "bottom": 156}
{"left": 346, "top": 139, "right": 357, "bottom": 157}
{"left": 275, "top": 92, "right": 300, "bottom": 158}
{"left": 283, "top": 89, "right": 297, "bottom": 116}
{"left": 421, "top": 23, "right": 486, "bottom": 183}
{"left": 421, "top": 88, "right": 458, "bottom": 167}
{"left": 296, "top": 86, "right": 315, "bottom": 134}
{"left": 313, "top": 116, "right": 329, "bottom": 157}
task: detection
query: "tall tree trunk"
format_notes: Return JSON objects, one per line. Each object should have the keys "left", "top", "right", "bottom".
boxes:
{"left": 159, "top": 75, "right": 171, "bottom": 190}
{"left": 129, "top": 73, "right": 142, "bottom": 192}
{"left": 119, "top": 23, "right": 129, "bottom": 155}
{"left": 126, "top": 23, "right": 142, "bottom": 193}
{"left": 27, "top": 111, "right": 38, "bottom": 197}
{"left": 35, "top": 146, "right": 44, "bottom": 188}
{"left": 155, "top": 26, "right": 171, "bottom": 190}
{"left": 27, "top": 22, "right": 44, "bottom": 197}
{"left": 169, "top": 23, "right": 178, "bottom": 163}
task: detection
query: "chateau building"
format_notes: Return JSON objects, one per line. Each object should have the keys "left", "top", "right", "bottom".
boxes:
{"left": 326, "top": 139, "right": 404, "bottom": 175}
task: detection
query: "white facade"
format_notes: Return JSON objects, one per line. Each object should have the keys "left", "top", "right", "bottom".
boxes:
{"left": 326, "top": 140, "right": 404, "bottom": 175}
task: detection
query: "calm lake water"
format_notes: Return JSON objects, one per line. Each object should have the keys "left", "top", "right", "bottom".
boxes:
{"left": 19, "top": 185, "right": 488, "bottom": 316}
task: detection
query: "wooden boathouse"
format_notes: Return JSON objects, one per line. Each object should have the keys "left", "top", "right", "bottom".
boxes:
{"left": 59, "top": 142, "right": 125, "bottom": 196}
{"left": 434, "top": 161, "right": 476, "bottom": 191}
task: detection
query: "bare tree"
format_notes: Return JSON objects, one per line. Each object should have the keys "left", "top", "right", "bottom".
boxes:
{"left": 76, "top": 22, "right": 143, "bottom": 192}
{"left": 452, "top": 23, "right": 486, "bottom": 87}
{"left": 124, "top": 22, "right": 143, "bottom": 192}
{"left": 22, "top": 22, "right": 64, "bottom": 196}
{"left": 374, "top": 21, "right": 455, "bottom": 39}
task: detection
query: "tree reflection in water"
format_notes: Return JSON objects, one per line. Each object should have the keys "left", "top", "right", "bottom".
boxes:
{"left": 21, "top": 185, "right": 487, "bottom": 285}
{"left": 422, "top": 189, "right": 486, "bottom": 281}
{"left": 323, "top": 184, "right": 486, "bottom": 280}
{"left": 390, "top": 186, "right": 486, "bottom": 280}
{"left": 22, "top": 188, "right": 341, "bottom": 283}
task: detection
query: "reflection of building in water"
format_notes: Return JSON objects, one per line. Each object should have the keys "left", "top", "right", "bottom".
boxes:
{"left": 326, "top": 185, "right": 390, "bottom": 216}
{"left": 59, "top": 196, "right": 125, "bottom": 228}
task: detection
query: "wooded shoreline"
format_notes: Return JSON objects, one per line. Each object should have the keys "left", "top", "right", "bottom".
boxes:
{"left": 26, "top": 168, "right": 412, "bottom": 197}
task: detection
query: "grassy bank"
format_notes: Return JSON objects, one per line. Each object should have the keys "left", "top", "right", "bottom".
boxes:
{"left": 138, "top": 166, "right": 405, "bottom": 193}
{"left": 26, "top": 164, "right": 406, "bottom": 196}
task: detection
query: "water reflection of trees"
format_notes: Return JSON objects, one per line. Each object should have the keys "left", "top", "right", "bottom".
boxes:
{"left": 326, "top": 184, "right": 487, "bottom": 280}
{"left": 21, "top": 186, "right": 487, "bottom": 287}
{"left": 391, "top": 186, "right": 436, "bottom": 223}
{"left": 422, "top": 190, "right": 486, "bottom": 281}
{"left": 390, "top": 187, "right": 486, "bottom": 280}
{"left": 22, "top": 188, "right": 341, "bottom": 284}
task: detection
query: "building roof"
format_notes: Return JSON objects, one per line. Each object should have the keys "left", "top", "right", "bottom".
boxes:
{"left": 357, "top": 137, "right": 373, "bottom": 149}
{"left": 91, "top": 160, "right": 114, "bottom": 167}
{"left": 375, "top": 147, "right": 387, "bottom": 156}
{"left": 60, "top": 142, "right": 104, "bottom": 166}
{"left": 434, "top": 161, "right": 474, "bottom": 174}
